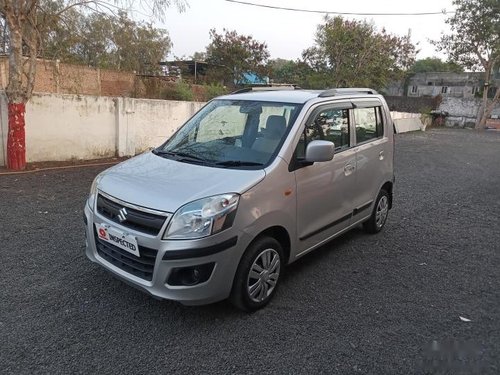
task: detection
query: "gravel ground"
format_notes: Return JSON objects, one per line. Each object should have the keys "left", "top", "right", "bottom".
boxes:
{"left": 1, "top": 128, "right": 499, "bottom": 374}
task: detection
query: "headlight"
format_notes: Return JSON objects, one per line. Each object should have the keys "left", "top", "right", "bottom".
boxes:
{"left": 87, "top": 174, "right": 102, "bottom": 210}
{"left": 164, "top": 194, "right": 239, "bottom": 240}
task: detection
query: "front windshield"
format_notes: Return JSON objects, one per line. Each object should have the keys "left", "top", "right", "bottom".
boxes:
{"left": 155, "top": 99, "right": 303, "bottom": 169}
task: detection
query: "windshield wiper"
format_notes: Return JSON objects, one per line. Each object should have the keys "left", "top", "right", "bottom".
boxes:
{"left": 213, "top": 160, "right": 264, "bottom": 167}
{"left": 173, "top": 151, "right": 206, "bottom": 161}
{"left": 152, "top": 149, "right": 174, "bottom": 156}
{"left": 152, "top": 149, "right": 208, "bottom": 164}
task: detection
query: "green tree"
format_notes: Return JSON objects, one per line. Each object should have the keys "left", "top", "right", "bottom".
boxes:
{"left": 0, "top": 0, "right": 186, "bottom": 170}
{"left": 37, "top": 0, "right": 82, "bottom": 62}
{"left": 267, "top": 58, "right": 311, "bottom": 85}
{"left": 410, "top": 57, "right": 464, "bottom": 73}
{"left": 76, "top": 13, "right": 115, "bottom": 68}
{"left": 434, "top": 0, "right": 500, "bottom": 129}
{"left": 110, "top": 11, "right": 171, "bottom": 73}
{"left": 41, "top": 8, "right": 171, "bottom": 74}
{"left": 206, "top": 28, "right": 270, "bottom": 85}
{"left": 191, "top": 51, "right": 206, "bottom": 61}
{"left": 302, "top": 16, "right": 416, "bottom": 90}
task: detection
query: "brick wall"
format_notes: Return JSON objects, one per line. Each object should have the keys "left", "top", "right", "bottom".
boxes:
{"left": 100, "top": 70, "right": 136, "bottom": 97}
{"left": 59, "top": 63, "right": 101, "bottom": 95}
{"left": 0, "top": 57, "right": 218, "bottom": 101}
{"left": 34, "top": 60, "right": 58, "bottom": 93}
{"left": 0, "top": 57, "right": 136, "bottom": 97}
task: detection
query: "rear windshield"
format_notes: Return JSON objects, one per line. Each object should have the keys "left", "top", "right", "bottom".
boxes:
{"left": 155, "top": 99, "right": 303, "bottom": 169}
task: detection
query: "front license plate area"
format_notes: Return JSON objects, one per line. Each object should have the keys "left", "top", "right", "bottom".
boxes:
{"left": 96, "top": 223, "right": 140, "bottom": 257}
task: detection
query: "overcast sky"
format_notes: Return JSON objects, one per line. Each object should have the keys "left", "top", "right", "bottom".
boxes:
{"left": 155, "top": 0, "right": 455, "bottom": 61}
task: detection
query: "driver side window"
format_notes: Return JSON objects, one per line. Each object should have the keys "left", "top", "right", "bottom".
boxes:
{"left": 295, "top": 106, "right": 351, "bottom": 159}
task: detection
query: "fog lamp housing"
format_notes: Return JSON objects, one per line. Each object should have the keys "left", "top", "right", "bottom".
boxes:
{"left": 166, "top": 263, "right": 215, "bottom": 286}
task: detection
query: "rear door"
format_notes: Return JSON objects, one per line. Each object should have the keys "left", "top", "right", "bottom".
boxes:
{"left": 293, "top": 102, "right": 357, "bottom": 257}
{"left": 351, "top": 99, "right": 392, "bottom": 222}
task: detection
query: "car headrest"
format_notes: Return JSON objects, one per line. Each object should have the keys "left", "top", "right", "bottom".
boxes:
{"left": 266, "top": 115, "right": 286, "bottom": 138}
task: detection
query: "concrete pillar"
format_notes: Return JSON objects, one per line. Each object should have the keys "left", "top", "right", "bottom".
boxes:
{"left": 97, "top": 68, "right": 101, "bottom": 96}
{"left": 115, "top": 97, "right": 136, "bottom": 157}
{"left": 0, "top": 92, "right": 8, "bottom": 166}
{"left": 55, "top": 59, "right": 60, "bottom": 93}
{"left": 0, "top": 60, "right": 7, "bottom": 89}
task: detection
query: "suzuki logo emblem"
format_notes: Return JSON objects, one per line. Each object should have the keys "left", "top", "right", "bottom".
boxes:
{"left": 117, "top": 207, "right": 128, "bottom": 223}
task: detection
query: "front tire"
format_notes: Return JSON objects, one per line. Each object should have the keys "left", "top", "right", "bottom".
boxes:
{"left": 363, "top": 189, "right": 390, "bottom": 234}
{"left": 230, "top": 236, "right": 284, "bottom": 312}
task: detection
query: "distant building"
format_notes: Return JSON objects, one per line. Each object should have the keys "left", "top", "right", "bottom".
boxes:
{"left": 159, "top": 60, "right": 215, "bottom": 83}
{"left": 407, "top": 71, "right": 500, "bottom": 98}
{"left": 384, "top": 80, "right": 405, "bottom": 96}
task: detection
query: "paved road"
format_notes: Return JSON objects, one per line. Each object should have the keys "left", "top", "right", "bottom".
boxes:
{"left": 1, "top": 128, "right": 499, "bottom": 374}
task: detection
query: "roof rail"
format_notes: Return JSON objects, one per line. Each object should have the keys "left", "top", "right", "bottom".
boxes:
{"left": 318, "top": 88, "right": 379, "bottom": 97}
{"left": 231, "top": 85, "right": 302, "bottom": 94}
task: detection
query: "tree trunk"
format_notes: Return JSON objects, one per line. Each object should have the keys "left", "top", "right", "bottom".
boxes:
{"left": 6, "top": 102, "right": 26, "bottom": 170}
{"left": 478, "top": 86, "right": 500, "bottom": 129}
{"left": 476, "top": 63, "right": 492, "bottom": 129}
{"left": 4, "top": 3, "right": 29, "bottom": 170}
{"left": 476, "top": 88, "right": 489, "bottom": 129}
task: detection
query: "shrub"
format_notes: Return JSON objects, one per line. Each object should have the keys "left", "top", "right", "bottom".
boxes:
{"left": 155, "top": 81, "right": 194, "bottom": 101}
{"left": 204, "top": 83, "right": 228, "bottom": 100}
{"left": 173, "top": 81, "right": 194, "bottom": 101}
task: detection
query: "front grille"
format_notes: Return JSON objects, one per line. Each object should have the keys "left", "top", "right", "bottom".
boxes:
{"left": 94, "top": 228, "right": 157, "bottom": 281}
{"left": 96, "top": 194, "right": 167, "bottom": 236}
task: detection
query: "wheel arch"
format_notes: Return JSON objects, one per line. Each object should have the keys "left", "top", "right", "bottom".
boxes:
{"left": 381, "top": 180, "right": 393, "bottom": 209}
{"left": 247, "top": 226, "right": 291, "bottom": 265}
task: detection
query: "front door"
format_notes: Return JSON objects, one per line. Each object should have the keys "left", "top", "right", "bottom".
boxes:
{"left": 293, "top": 102, "right": 356, "bottom": 257}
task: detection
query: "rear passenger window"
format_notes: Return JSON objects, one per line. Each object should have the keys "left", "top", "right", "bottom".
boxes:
{"left": 354, "top": 107, "right": 384, "bottom": 143}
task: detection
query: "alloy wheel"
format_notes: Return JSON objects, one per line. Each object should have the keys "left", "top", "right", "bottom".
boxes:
{"left": 246, "top": 248, "right": 281, "bottom": 303}
{"left": 375, "top": 195, "right": 389, "bottom": 228}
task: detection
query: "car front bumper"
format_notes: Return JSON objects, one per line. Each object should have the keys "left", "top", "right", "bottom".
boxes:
{"left": 83, "top": 202, "right": 247, "bottom": 306}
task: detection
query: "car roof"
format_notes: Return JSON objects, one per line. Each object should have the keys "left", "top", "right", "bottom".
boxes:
{"left": 217, "top": 88, "right": 381, "bottom": 104}
{"left": 218, "top": 90, "right": 320, "bottom": 104}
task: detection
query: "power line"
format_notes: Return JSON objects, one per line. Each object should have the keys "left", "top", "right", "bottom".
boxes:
{"left": 224, "top": 0, "right": 453, "bottom": 16}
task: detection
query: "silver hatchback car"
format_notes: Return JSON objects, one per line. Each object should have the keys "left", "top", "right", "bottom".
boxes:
{"left": 84, "top": 88, "right": 394, "bottom": 311}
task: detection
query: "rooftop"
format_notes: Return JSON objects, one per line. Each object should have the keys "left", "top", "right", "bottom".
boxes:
{"left": 218, "top": 88, "right": 380, "bottom": 104}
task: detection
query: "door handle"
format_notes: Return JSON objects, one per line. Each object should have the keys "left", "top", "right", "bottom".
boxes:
{"left": 379, "top": 151, "right": 384, "bottom": 160}
{"left": 344, "top": 163, "right": 355, "bottom": 175}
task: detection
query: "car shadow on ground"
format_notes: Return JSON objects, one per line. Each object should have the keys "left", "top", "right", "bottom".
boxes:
{"left": 83, "top": 229, "right": 371, "bottom": 318}
{"left": 82, "top": 225, "right": 370, "bottom": 320}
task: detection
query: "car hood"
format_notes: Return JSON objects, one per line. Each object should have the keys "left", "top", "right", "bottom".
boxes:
{"left": 97, "top": 152, "right": 266, "bottom": 213}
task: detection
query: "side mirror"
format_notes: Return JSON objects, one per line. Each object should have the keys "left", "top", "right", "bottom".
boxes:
{"left": 305, "top": 140, "right": 335, "bottom": 162}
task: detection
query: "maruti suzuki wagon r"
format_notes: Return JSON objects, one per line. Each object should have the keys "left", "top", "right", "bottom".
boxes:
{"left": 84, "top": 87, "right": 394, "bottom": 311}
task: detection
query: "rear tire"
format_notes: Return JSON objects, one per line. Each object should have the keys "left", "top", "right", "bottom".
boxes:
{"left": 230, "top": 236, "right": 284, "bottom": 312}
{"left": 363, "top": 189, "right": 390, "bottom": 234}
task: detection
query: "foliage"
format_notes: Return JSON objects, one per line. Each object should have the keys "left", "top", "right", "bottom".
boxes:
{"left": 156, "top": 81, "right": 193, "bottom": 101}
{"left": 266, "top": 58, "right": 311, "bottom": 86}
{"left": 410, "top": 57, "right": 464, "bottom": 73}
{"left": 301, "top": 16, "right": 416, "bottom": 90}
{"left": 40, "top": 7, "right": 171, "bottom": 74}
{"left": 0, "top": 0, "right": 186, "bottom": 103}
{"left": 191, "top": 51, "right": 207, "bottom": 61}
{"left": 434, "top": 0, "right": 499, "bottom": 71}
{"left": 434, "top": 0, "right": 500, "bottom": 128}
{"left": 206, "top": 28, "right": 270, "bottom": 85}
{"left": 203, "top": 83, "right": 228, "bottom": 100}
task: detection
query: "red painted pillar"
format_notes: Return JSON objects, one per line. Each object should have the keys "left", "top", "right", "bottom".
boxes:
{"left": 7, "top": 102, "right": 26, "bottom": 170}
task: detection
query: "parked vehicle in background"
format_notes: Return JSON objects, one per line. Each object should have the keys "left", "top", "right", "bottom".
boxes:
{"left": 83, "top": 87, "right": 394, "bottom": 311}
